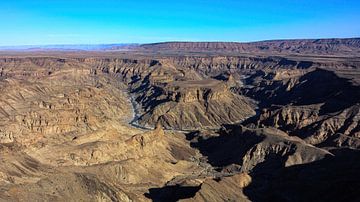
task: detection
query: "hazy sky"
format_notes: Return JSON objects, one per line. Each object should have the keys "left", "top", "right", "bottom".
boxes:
{"left": 0, "top": 0, "right": 359, "bottom": 45}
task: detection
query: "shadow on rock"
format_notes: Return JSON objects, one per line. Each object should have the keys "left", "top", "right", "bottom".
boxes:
{"left": 244, "top": 69, "right": 360, "bottom": 114}
{"left": 144, "top": 185, "right": 201, "bottom": 202}
{"left": 244, "top": 148, "right": 360, "bottom": 202}
{"left": 187, "top": 125, "right": 265, "bottom": 167}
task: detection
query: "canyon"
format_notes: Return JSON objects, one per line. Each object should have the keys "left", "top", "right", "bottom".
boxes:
{"left": 0, "top": 38, "right": 359, "bottom": 201}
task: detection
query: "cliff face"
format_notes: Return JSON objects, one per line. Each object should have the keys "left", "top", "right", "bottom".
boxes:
{"left": 242, "top": 68, "right": 360, "bottom": 149}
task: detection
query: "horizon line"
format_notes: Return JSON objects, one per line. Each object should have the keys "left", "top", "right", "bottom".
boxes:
{"left": 0, "top": 36, "right": 359, "bottom": 49}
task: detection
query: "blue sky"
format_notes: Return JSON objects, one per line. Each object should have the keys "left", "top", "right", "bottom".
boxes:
{"left": 0, "top": 0, "right": 359, "bottom": 45}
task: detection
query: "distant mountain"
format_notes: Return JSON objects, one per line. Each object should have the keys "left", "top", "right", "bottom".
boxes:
{"left": 2, "top": 38, "right": 360, "bottom": 56}
{"left": 0, "top": 44, "right": 139, "bottom": 51}
{"left": 140, "top": 38, "right": 360, "bottom": 56}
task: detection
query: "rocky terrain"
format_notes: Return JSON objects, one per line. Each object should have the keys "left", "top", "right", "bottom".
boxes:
{"left": 0, "top": 38, "right": 359, "bottom": 201}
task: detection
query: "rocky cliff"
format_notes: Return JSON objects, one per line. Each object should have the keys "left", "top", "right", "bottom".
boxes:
{"left": 243, "top": 68, "right": 360, "bottom": 149}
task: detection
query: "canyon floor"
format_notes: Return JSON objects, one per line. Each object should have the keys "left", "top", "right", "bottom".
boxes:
{"left": 0, "top": 39, "right": 360, "bottom": 202}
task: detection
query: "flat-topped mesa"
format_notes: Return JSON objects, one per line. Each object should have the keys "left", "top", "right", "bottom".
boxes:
{"left": 136, "top": 77, "right": 255, "bottom": 130}
{"left": 164, "top": 79, "right": 229, "bottom": 103}
{"left": 140, "top": 38, "right": 360, "bottom": 56}
{"left": 149, "top": 76, "right": 174, "bottom": 86}
{"left": 170, "top": 87, "right": 229, "bottom": 103}
{"left": 148, "top": 70, "right": 174, "bottom": 85}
